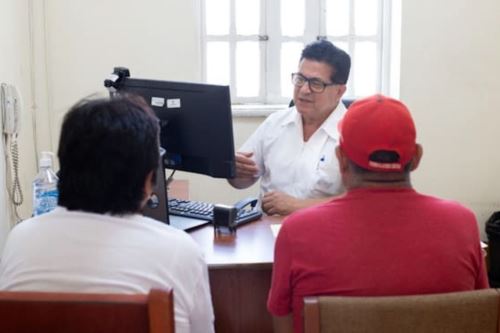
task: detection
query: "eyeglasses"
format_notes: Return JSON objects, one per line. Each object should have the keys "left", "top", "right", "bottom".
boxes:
{"left": 291, "top": 73, "right": 338, "bottom": 93}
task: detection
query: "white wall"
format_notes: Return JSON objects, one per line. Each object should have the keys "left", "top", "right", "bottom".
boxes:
{"left": 41, "top": 0, "right": 203, "bottom": 151}
{"left": 38, "top": 0, "right": 259, "bottom": 205}
{"left": 0, "top": 0, "right": 37, "bottom": 250}
{"left": 400, "top": 0, "right": 500, "bottom": 238}
{"left": 5, "top": 0, "right": 500, "bottom": 246}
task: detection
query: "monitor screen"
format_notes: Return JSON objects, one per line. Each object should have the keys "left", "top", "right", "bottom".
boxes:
{"left": 106, "top": 68, "right": 236, "bottom": 179}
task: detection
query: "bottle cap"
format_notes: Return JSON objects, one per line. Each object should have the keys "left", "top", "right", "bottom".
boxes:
{"left": 40, "top": 151, "right": 54, "bottom": 168}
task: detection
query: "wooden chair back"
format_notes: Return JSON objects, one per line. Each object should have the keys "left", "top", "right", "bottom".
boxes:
{"left": 304, "top": 289, "right": 500, "bottom": 333}
{"left": 0, "top": 288, "right": 174, "bottom": 333}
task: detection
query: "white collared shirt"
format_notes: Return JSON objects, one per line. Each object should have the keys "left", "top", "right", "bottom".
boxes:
{"left": 0, "top": 207, "right": 214, "bottom": 333}
{"left": 240, "top": 103, "right": 346, "bottom": 199}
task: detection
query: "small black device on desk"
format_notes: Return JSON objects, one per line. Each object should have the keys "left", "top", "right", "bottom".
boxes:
{"left": 168, "top": 197, "right": 262, "bottom": 230}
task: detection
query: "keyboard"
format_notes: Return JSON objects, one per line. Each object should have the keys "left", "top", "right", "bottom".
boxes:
{"left": 168, "top": 198, "right": 262, "bottom": 227}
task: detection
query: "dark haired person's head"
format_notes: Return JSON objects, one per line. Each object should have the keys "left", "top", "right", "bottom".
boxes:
{"left": 337, "top": 94, "right": 423, "bottom": 187}
{"left": 300, "top": 39, "right": 351, "bottom": 84}
{"left": 57, "top": 95, "right": 160, "bottom": 215}
{"left": 292, "top": 40, "right": 351, "bottom": 124}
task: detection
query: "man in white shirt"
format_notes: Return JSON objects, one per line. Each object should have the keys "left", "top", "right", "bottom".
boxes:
{"left": 0, "top": 96, "right": 214, "bottom": 333}
{"left": 228, "top": 40, "right": 351, "bottom": 216}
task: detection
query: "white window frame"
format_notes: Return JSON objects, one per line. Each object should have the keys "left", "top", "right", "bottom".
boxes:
{"left": 201, "top": 0, "right": 398, "bottom": 105}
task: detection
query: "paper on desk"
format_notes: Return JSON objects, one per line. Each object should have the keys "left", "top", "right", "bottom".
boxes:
{"left": 270, "top": 224, "right": 281, "bottom": 238}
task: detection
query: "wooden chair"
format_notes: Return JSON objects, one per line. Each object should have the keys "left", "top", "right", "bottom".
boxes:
{"left": 0, "top": 288, "right": 174, "bottom": 333}
{"left": 304, "top": 289, "right": 500, "bottom": 333}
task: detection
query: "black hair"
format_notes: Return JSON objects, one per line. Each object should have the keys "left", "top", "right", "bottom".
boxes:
{"left": 57, "top": 95, "right": 160, "bottom": 215}
{"left": 300, "top": 39, "right": 351, "bottom": 84}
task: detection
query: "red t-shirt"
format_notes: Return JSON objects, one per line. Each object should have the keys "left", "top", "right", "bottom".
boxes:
{"left": 267, "top": 187, "right": 488, "bottom": 333}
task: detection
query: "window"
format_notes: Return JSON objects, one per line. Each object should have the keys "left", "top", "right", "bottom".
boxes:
{"left": 202, "top": 0, "right": 400, "bottom": 105}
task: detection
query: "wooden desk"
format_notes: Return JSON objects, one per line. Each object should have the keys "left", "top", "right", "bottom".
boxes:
{"left": 190, "top": 215, "right": 282, "bottom": 333}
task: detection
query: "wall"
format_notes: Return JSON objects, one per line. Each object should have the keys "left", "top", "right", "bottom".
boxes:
{"left": 400, "top": 0, "right": 500, "bottom": 238}
{"left": 7, "top": 0, "right": 500, "bottom": 246}
{"left": 41, "top": 0, "right": 203, "bottom": 151}
{"left": 38, "top": 0, "right": 259, "bottom": 205}
{"left": 0, "top": 0, "right": 37, "bottom": 251}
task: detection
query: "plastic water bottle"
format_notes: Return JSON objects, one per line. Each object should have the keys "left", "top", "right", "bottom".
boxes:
{"left": 32, "top": 151, "right": 59, "bottom": 216}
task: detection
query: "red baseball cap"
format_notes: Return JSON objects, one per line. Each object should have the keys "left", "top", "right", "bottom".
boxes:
{"left": 338, "top": 94, "right": 417, "bottom": 172}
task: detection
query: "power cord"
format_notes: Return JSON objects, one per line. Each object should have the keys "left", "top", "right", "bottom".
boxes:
{"left": 166, "top": 169, "right": 176, "bottom": 187}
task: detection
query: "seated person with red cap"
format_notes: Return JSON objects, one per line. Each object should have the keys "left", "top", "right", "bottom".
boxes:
{"left": 267, "top": 95, "right": 489, "bottom": 333}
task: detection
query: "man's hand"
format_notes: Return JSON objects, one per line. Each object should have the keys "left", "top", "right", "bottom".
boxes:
{"left": 228, "top": 152, "right": 260, "bottom": 189}
{"left": 235, "top": 151, "right": 259, "bottom": 178}
{"left": 262, "top": 191, "right": 299, "bottom": 216}
{"left": 262, "top": 191, "right": 336, "bottom": 216}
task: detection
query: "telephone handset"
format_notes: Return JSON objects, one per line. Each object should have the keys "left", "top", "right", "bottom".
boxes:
{"left": 234, "top": 197, "right": 259, "bottom": 214}
{"left": 214, "top": 197, "right": 262, "bottom": 233}
{"left": 1, "top": 83, "right": 21, "bottom": 135}
{"left": 1, "top": 83, "right": 24, "bottom": 223}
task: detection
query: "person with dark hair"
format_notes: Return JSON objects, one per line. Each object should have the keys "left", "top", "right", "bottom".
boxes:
{"left": 57, "top": 96, "right": 160, "bottom": 215}
{"left": 267, "top": 95, "right": 488, "bottom": 333}
{"left": 0, "top": 96, "right": 214, "bottom": 333}
{"left": 229, "top": 39, "right": 351, "bottom": 216}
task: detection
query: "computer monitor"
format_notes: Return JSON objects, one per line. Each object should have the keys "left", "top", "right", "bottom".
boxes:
{"left": 104, "top": 67, "right": 236, "bottom": 179}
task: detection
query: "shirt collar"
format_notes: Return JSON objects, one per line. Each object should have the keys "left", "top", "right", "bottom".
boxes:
{"left": 282, "top": 106, "right": 299, "bottom": 126}
{"left": 284, "top": 102, "right": 348, "bottom": 140}
{"left": 321, "top": 102, "right": 347, "bottom": 140}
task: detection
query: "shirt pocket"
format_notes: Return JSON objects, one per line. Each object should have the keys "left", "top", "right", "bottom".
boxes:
{"left": 311, "top": 156, "right": 342, "bottom": 197}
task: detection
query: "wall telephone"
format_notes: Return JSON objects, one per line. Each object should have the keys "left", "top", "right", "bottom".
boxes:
{"left": 1, "top": 83, "right": 23, "bottom": 222}
{"left": 1, "top": 83, "right": 21, "bottom": 135}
